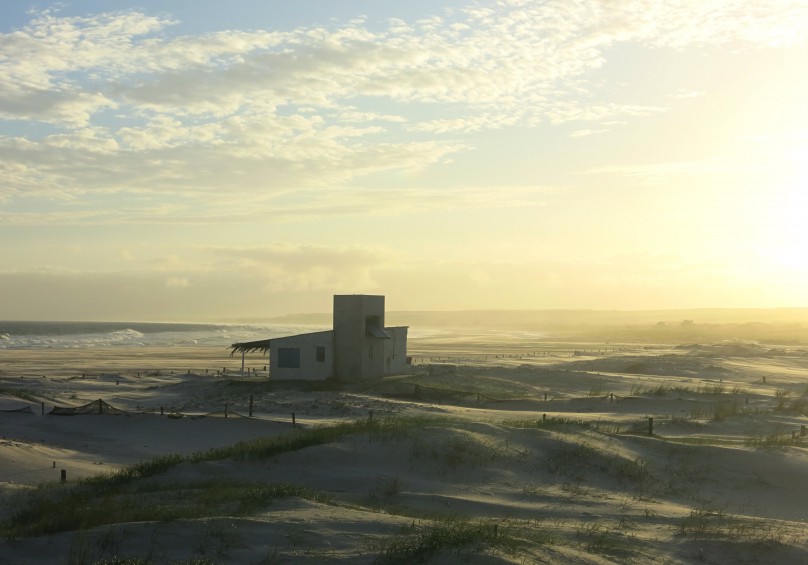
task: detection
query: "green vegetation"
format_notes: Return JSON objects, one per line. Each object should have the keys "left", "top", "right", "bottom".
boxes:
{"left": 745, "top": 432, "right": 804, "bottom": 448}
{"left": 3, "top": 479, "right": 327, "bottom": 539}
{"left": 676, "top": 507, "right": 786, "bottom": 544}
{"left": 1, "top": 416, "right": 450, "bottom": 539}
{"left": 0, "top": 385, "right": 42, "bottom": 403}
{"left": 629, "top": 384, "right": 692, "bottom": 396}
{"left": 375, "top": 519, "right": 517, "bottom": 564}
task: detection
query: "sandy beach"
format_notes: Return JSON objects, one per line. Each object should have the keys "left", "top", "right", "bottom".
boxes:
{"left": 3, "top": 332, "right": 808, "bottom": 564}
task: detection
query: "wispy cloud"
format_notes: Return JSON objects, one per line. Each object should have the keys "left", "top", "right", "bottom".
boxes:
{"left": 0, "top": 1, "right": 805, "bottom": 224}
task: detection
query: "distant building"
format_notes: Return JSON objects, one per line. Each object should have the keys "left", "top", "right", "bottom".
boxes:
{"left": 230, "top": 295, "right": 408, "bottom": 381}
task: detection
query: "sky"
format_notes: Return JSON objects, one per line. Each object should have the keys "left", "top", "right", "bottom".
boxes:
{"left": 0, "top": 0, "right": 807, "bottom": 321}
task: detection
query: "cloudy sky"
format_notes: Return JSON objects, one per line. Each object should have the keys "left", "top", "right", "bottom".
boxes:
{"left": 1, "top": 1, "right": 806, "bottom": 321}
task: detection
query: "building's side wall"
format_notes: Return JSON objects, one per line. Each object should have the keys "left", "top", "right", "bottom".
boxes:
{"left": 384, "top": 326, "right": 409, "bottom": 375}
{"left": 333, "top": 294, "right": 386, "bottom": 380}
{"left": 269, "top": 331, "right": 334, "bottom": 380}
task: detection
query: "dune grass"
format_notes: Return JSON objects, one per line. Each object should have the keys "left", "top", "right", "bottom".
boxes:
{"left": 3, "top": 479, "right": 328, "bottom": 539}
{"left": 1, "top": 416, "right": 449, "bottom": 539}
{"left": 375, "top": 518, "right": 519, "bottom": 564}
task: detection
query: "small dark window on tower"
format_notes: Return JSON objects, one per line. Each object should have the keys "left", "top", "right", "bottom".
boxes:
{"left": 316, "top": 346, "right": 326, "bottom": 362}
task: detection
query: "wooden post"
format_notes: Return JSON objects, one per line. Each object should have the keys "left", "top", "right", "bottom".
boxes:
{"left": 249, "top": 395, "right": 254, "bottom": 417}
{"left": 160, "top": 406, "right": 164, "bottom": 416}
{"left": 53, "top": 461, "right": 56, "bottom": 468}
{"left": 241, "top": 351, "right": 245, "bottom": 378}
{"left": 544, "top": 392, "right": 547, "bottom": 402}
{"left": 61, "top": 469, "right": 66, "bottom": 482}
{"left": 648, "top": 417, "right": 654, "bottom": 437}
{"left": 368, "top": 409, "right": 374, "bottom": 423}
{"left": 41, "top": 402, "right": 44, "bottom": 415}
{"left": 292, "top": 412, "right": 296, "bottom": 427}
{"left": 542, "top": 413, "right": 547, "bottom": 423}
{"left": 225, "top": 404, "right": 228, "bottom": 418}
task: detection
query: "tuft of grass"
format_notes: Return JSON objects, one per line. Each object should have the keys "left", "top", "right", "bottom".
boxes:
{"left": 0, "top": 385, "right": 43, "bottom": 403}
{"left": 712, "top": 400, "right": 742, "bottom": 421}
{"left": 375, "top": 519, "right": 516, "bottom": 564}
{"left": 676, "top": 507, "right": 786, "bottom": 544}
{"left": 630, "top": 384, "right": 691, "bottom": 397}
{"left": 698, "top": 383, "right": 726, "bottom": 395}
{"left": 2, "top": 416, "right": 450, "bottom": 539}
{"left": 503, "top": 416, "right": 591, "bottom": 430}
{"left": 745, "top": 432, "right": 803, "bottom": 448}
{"left": 89, "top": 559, "right": 216, "bottom": 565}
{"left": 575, "top": 520, "right": 635, "bottom": 556}
{"left": 1, "top": 479, "right": 328, "bottom": 539}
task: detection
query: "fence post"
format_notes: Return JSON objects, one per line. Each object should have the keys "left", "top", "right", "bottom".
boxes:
{"left": 292, "top": 412, "right": 296, "bottom": 427}
{"left": 41, "top": 402, "right": 44, "bottom": 415}
{"left": 224, "top": 404, "right": 228, "bottom": 418}
{"left": 648, "top": 417, "right": 654, "bottom": 437}
{"left": 249, "top": 395, "right": 254, "bottom": 417}
{"left": 61, "top": 469, "right": 66, "bottom": 483}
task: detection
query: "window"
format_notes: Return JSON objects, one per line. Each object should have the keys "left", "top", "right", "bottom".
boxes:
{"left": 316, "top": 346, "right": 326, "bottom": 363}
{"left": 277, "top": 347, "right": 301, "bottom": 368}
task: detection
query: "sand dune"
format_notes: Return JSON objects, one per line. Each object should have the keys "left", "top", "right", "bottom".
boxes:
{"left": 2, "top": 337, "right": 808, "bottom": 563}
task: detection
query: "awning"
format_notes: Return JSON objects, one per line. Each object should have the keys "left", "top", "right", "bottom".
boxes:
{"left": 229, "top": 338, "right": 272, "bottom": 355}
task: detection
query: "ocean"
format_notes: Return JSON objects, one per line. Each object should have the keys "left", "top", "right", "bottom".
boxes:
{"left": 0, "top": 321, "right": 329, "bottom": 350}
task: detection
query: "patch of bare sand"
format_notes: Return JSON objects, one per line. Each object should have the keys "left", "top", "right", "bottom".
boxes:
{"left": 2, "top": 339, "right": 808, "bottom": 563}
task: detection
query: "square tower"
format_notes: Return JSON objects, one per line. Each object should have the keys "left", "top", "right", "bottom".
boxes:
{"left": 333, "top": 294, "right": 389, "bottom": 380}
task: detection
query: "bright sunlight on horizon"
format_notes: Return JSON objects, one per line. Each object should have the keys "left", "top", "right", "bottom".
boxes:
{"left": 1, "top": 1, "right": 806, "bottom": 320}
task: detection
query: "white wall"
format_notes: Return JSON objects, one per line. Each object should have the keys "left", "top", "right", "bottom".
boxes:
{"left": 269, "top": 330, "right": 334, "bottom": 380}
{"left": 384, "top": 326, "right": 409, "bottom": 375}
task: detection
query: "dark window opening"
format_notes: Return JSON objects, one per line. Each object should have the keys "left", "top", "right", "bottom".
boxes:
{"left": 316, "top": 346, "right": 326, "bottom": 363}
{"left": 278, "top": 347, "right": 301, "bottom": 368}
{"left": 366, "top": 315, "right": 391, "bottom": 339}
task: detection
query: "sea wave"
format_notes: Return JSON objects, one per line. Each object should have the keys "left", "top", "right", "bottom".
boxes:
{"left": 0, "top": 321, "right": 325, "bottom": 350}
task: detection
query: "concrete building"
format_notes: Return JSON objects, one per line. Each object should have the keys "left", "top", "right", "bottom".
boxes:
{"left": 230, "top": 295, "right": 408, "bottom": 381}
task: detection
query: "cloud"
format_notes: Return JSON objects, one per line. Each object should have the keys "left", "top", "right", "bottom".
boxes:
{"left": 0, "top": 244, "right": 793, "bottom": 320}
{"left": 0, "top": 1, "right": 805, "bottom": 223}
{"left": 585, "top": 157, "right": 767, "bottom": 184}
{"left": 165, "top": 276, "right": 190, "bottom": 288}
{"left": 199, "top": 243, "right": 389, "bottom": 293}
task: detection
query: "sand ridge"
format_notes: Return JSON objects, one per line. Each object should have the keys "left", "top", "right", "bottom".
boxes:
{"left": 2, "top": 338, "right": 808, "bottom": 563}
